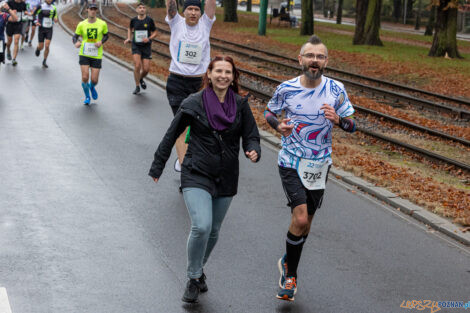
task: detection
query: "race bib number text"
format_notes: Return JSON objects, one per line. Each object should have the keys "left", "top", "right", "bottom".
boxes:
{"left": 134, "top": 30, "right": 148, "bottom": 43}
{"left": 42, "top": 17, "right": 52, "bottom": 28}
{"left": 177, "top": 41, "right": 202, "bottom": 65}
{"left": 296, "top": 158, "right": 330, "bottom": 190}
{"left": 83, "top": 42, "right": 98, "bottom": 57}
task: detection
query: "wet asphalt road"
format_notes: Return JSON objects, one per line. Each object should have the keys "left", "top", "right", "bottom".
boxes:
{"left": 0, "top": 26, "right": 469, "bottom": 313}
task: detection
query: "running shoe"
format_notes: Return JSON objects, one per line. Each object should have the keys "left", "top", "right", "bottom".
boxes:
{"left": 84, "top": 97, "right": 91, "bottom": 105}
{"left": 199, "top": 272, "right": 208, "bottom": 293}
{"left": 35, "top": 49, "right": 40, "bottom": 57}
{"left": 174, "top": 159, "right": 181, "bottom": 172}
{"left": 182, "top": 279, "right": 200, "bottom": 303}
{"left": 132, "top": 86, "right": 140, "bottom": 95}
{"left": 42, "top": 59, "right": 48, "bottom": 68}
{"left": 89, "top": 83, "right": 98, "bottom": 100}
{"left": 140, "top": 78, "right": 147, "bottom": 89}
{"left": 278, "top": 254, "right": 287, "bottom": 288}
{"left": 20, "top": 43, "right": 23, "bottom": 50}
{"left": 276, "top": 276, "right": 296, "bottom": 301}
{"left": 6, "top": 50, "right": 11, "bottom": 60}
{"left": 28, "top": 42, "right": 32, "bottom": 47}
{"left": 12, "top": 59, "right": 17, "bottom": 66}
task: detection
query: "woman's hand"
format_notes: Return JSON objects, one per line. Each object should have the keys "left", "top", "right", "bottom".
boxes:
{"left": 245, "top": 150, "right": 258, "bottom": 162}
{"left": 152, "top": 177, "right": 159, "bottom": 183}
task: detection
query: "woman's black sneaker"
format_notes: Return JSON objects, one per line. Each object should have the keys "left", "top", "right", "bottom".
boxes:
{"left": 199, "top": 273, "right": 208, "bottom": 293}
{"left": 182, "top": 279, "right": 200, "bottom": 303}
{"left": 140, "top": 78, "right": 147, "bottom": 89}
{"left": 133, "top": 86, "right": 140, "bottom": 95}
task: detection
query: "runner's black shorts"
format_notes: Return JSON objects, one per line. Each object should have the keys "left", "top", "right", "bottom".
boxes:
{"left": 6, "top": 23, "right": 22, "bottom": 37}
{"left": 38, "top": 27, "right": 53, "bottom": 42}
{"left": 79, "top": 55, "right": 102, "bottom": 69}
{"left": 131, "top": 43, "right": 152, "bottom": 59}
{"left": 166, "top": 73, "right": 202, "bottom": 116}
{"left": 278, "top": 165, "right": 330, "bottom": 215}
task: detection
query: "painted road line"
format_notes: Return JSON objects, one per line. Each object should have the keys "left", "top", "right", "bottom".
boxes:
{"left": 0, "top": 288, "right": 13, "bottom": 313}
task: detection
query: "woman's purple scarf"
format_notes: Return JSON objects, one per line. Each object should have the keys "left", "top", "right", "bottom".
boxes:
{"left": 202, "top": 87, "right": 237, "bottom": 131}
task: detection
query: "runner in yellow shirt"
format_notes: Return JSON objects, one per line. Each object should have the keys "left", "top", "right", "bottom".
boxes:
{"left": 72, "top": 3, "right": 108, "bottom": 105}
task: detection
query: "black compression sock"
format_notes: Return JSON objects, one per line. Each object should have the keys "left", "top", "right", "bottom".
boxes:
{"left": 285, "top": 231, "right": 306, "bottom": 278}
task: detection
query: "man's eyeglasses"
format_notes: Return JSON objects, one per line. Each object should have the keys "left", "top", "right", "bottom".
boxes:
{"left": 301, "top": 53, "right": 327, "bottom": 61}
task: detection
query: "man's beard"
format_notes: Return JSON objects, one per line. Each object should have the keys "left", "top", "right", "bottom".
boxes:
{"left": 302, "top": 63, "right": 324, "bottom": 80}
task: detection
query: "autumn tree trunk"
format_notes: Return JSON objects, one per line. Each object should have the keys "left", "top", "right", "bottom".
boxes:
{"left": 329, "top": 0, "right": 335, "bottom": 17}
{"left": 336, "top": 0, "right": 343, "bottom": 23}
{"left": 406, "top": 0, "right": 414, "bottom": 18}
{"left": 247, "top": 0, "right": 252, "bottom": 12}
{"left": 223, "top": 0, "right": 238, "bottom": 22}
{"left": 428, "top": 0, "right": 461, "bottom": 57}
{"left": 424, "top": 5, "right": 436, "bottom": 35}
{"left": 353, "top": 0, "right": 383, "bottom": 45}
{"left": 322, "top": 0, "right": 328, "bottom": 17}
{"left": 414, "top": 0, "right": 421, "bottom": 29}
{"left": 301, "top": 0, "right": 314, "bottom": 35}
{"left": 392, "top": 0, "right": 401, "bottom": 22}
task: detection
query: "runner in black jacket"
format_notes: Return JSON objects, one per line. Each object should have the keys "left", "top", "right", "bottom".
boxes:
{"left": 149, "top": 56, "right": 261, "bottom": 303}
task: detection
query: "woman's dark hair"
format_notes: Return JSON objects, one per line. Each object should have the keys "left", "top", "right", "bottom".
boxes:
{"left": 202, "top": 55, "right": 240, "bottom": 94}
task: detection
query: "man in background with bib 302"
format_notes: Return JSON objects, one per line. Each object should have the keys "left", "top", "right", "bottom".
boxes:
{"left": 165, "top": 0, "right": 215, "bottom": 175}
{"left": 72, "top": 3, "right": 108, "bottom": 105}
{"left": 264, "top": 35, "right": 357, "bottom": 302}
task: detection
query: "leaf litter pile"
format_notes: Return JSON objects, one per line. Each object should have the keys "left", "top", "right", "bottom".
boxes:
{"left": 64, "top": 7, "right": 469, "bottom": 227}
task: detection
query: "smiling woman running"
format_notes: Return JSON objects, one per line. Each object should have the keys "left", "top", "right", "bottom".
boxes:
{"left": 149, "top": 55, "right": 261, "bottom": 303}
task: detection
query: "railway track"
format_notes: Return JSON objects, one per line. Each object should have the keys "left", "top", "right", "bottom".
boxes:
{"left": 118, "top": 2, "right": 470, "bottom": 120}
{"left": 76, "top": 4, "right": 470, "bottom": 172}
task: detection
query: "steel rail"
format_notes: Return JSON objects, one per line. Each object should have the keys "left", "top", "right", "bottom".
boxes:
{"left": 105, "top": 4, "right": 470, "bottom": 147}
{"left": 94, "top": 6, "right": 470, "bottom": 171}
{"left": 120, "top": 3, "right": 470, "bottom": 115}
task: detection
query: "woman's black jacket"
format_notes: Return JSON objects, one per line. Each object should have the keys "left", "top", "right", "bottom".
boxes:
{"left": 148, "top": 89, "right": 261, "bottom": 197}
